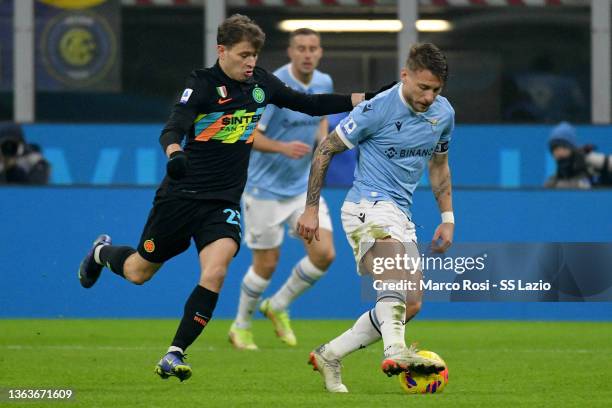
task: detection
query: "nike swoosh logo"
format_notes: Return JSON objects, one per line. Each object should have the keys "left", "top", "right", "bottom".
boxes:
{"left": 217, "top": 97, "right": 232, "bottom": 105}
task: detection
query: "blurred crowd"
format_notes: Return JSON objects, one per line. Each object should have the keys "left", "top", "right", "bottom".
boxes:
{"left": 545, "top": 122, "right": 612, "bottom": 189}
{"left": 0, "top": 124, "right": 50, "bottom": 185}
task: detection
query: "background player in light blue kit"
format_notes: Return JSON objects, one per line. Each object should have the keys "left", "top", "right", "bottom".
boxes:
{"left": 297, "top": 43, "right": 453, "bottom": 392}
{"left": 229, "top": 28, "right": 336, "bottom": 350}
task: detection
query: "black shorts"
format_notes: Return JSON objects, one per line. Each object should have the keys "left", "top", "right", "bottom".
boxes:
{"left": 137, "top": 196, "right": 242, "bottom": 263}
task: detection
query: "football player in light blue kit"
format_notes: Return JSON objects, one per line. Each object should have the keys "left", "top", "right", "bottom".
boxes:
{"left": 229, "top": 28, "right": 336, "bottom": 350}
{"left": 298, "top": 44, "right": 453, "bottom": 392}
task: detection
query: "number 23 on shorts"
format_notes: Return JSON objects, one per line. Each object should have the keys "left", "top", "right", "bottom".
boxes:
{"left": 223, "top": 208, "right": 241, "bottom": 225}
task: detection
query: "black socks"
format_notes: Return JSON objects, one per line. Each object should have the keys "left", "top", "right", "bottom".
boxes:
{"left": 171, "top": 285, "right": 219, "bottom": 351}
{"left": 98, "top": 245, "right": 136, "bottom": 278}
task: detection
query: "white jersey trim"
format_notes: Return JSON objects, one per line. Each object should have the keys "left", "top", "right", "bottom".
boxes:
{"left": 397, "top": 84, "right": 410, "bottom": 109}
{"left": 397, "top": 83, "right": 428, "bottom": 115}
{"left": 335, "top": 123, "right": 355, "bottom": 149}
{"left": 286, "top": 63, "right": 312, "bottom": 91}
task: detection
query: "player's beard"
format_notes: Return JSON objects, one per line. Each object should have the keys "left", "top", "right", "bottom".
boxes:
{"left": 409, "top": 97, "right": 428, "bottom": 112}
{"left": 415, "top": 102, "right": 430, "bottom": 112}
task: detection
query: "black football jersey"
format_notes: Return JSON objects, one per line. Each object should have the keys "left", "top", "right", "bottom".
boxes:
{"left": 156, "top": 62, "right": 353, "bottom": 204}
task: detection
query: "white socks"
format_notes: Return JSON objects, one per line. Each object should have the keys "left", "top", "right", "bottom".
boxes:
{"left": 376, "top": 298, "right": 407, "bottom": 355}
{"left": 235, "top": 258, "right": 326, "bottom": 328}
{"left": 234, "top": 266, "right": 270, "bottom": 329}
{"left": 269, "top": 257, "right": 326, "bottom": 311}
{"left": 324, "top": 309, "right": 382, "bottom": 360}
{"left": 324, "top": 299, "right": 407, "bottom": 362}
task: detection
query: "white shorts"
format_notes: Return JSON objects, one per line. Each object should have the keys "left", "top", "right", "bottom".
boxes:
{"left": 341, "top": 200, "right": 417, "bottom": 271}
{"left": 243, "top": 192, "right": 333, "bottom": 249}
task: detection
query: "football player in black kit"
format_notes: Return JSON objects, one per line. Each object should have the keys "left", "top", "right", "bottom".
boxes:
{"left": 77, "top": 14, "right": 383, "bottom": 382}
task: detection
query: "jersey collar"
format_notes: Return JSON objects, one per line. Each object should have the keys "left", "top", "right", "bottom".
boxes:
{"left": 397, "top": 83, "right": 433, "bottom": 117}
{"left": 398, "top": 84, "right": 417, "bottom": 114}
{"left": 287, "top": 63, "right": 313, "bottom": 91}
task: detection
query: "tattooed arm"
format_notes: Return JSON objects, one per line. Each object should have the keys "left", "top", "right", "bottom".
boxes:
{"left": 297, "top": 131, "right": 348, "bottom": 243}
{"left": 429, "top": 152, "right": 453, "bottom": 213}
{"left": 428, "top": 152, "right": 454, "bottom": 252}
{"left": 306, "top": 130, "right": 348, "bottom": 207}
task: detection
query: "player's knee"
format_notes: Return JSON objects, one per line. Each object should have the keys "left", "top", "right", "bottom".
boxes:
{"left": 123, "top": 263, "right": 149, "bottom": 285}
{"left": 255, "top": 259, "right": 277, "bottom": 276}
{"left": 252, "top": 250, "right": 279, "bottom": 277}
{"left": 405, "top": 301, "right": 422, "bottom": 320}
{"left": 123, "top": 254, "right": 159, "bottom": 285}
{"left": 310, "top": 247, "right": 335, "bottom": 270}
{"left": 201, "top": 265, "right": 228, "bottom": 289}
{"left": 127, "top": 270, "right": 153, "bottom": 285}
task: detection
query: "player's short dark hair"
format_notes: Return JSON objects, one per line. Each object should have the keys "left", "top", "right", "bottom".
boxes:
{"left": 289, "top": 28, "right": 321, "bottom": 46}
{"left": 217, "top": 14, "right": 265, "bottom": 53}
{"left": 406, "top": 43, "right": 448, "bottom": 84}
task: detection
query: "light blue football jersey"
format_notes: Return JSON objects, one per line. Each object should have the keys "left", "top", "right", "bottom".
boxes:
{"left": 336, "top": 83, "right": 455, "bottom": 220}
{"left": 246, "top": 64, "right": 333, "bottom": 199}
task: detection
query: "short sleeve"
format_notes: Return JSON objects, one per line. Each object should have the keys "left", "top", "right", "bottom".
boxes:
{"left": 257, "top": 104, "right": 277, "bottom": 132}
{"left": 335, "top": 100, "right": 381, "bottom": 149}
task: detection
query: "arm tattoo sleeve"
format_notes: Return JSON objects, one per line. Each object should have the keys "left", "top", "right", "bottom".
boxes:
{"left": 305, "top": 131, "right": 349, "bottom": 207}
{"left": 431, "top": 170, "right": 452, "bottom": 208}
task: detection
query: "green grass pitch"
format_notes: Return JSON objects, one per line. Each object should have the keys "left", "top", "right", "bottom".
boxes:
{"left": 1, "top": 320, "right": 611, "bottom": 407}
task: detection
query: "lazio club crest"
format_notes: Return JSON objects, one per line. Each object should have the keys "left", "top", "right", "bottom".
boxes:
{"left": 425, "top": 117, "right": 439, "bottom": 130}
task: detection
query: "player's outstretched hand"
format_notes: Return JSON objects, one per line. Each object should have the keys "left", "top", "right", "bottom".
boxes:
{"left": 431, "top": 222, "right": 454, "bottom": 253}
{"left": 297, "top": 207, "right": 320, "bottom": 244}
{"left": 282, "top": 141, "right": 311, "bottom": 159}
{"left": 167, "top": 150, "right": 189, "bottom": 180}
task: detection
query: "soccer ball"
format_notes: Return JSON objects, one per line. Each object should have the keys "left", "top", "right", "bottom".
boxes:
{"left": 398, "top": 350, "right": 449, "bottom": 394}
